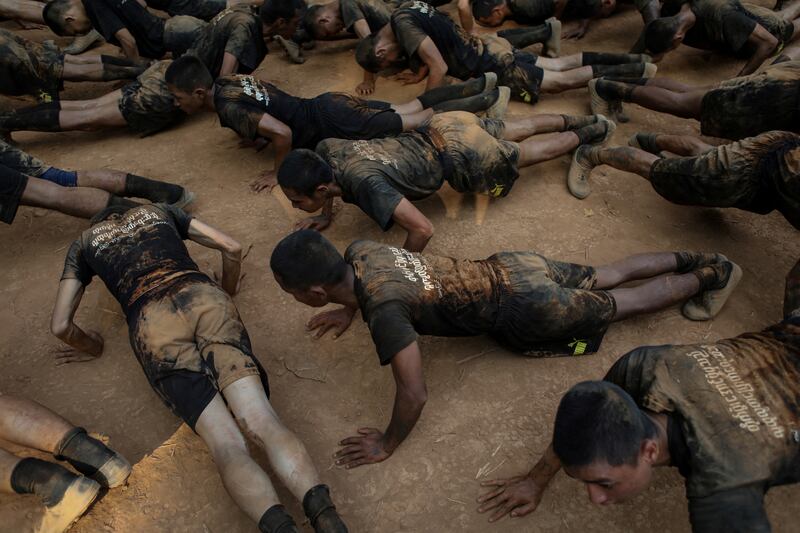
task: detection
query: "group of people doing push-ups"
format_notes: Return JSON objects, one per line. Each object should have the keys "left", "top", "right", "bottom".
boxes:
{"left": 0, "top": 0, "right": 799, "bottom": 530}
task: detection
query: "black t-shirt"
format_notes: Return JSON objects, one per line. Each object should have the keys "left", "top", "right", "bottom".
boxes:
{"left": 341, "top": 0, "right": 393, "bottom": 34}
{"left": 61, "top": 204, "right": 202, "bottom": 316}
{"left": 391, "top": 1, "right": 499, "bottom": 79}
{"left": 316, "top": 134, "right": 444, "bottom": 230}
{"left": 187, "top": 7, "right": 266, "bottom": 76}
{"left": 562, "top": 0, "right": 604, "bottom": 19}
{"left": 660, "top": 0, "right": 757, "bottom": 52}
{"left": 346, "top": 240, "right": 506, "bottom": 364}
{"left": 213, "top": 74, "right": 311, "bottom": 143}
{"left": 505, "top": 0, "right": 555, "bottom": 24}
{"left": 81, "top": 0, "right": 167, "bottom": 59}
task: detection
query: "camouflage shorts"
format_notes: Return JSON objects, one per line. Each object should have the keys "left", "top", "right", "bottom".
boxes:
{"left": 163, "top": 15, "right": 208, "bottom": 57}
{"left": 0, "top": 140, "right": 49, "bottom": 177}
{"left": 701, "top": 61, "right": 800, "bottom": 139}
{"left": 118, "top": 60, "right": 185, "bottom": 136}
{"left": 480, "top": 34, "right": 544, "bottom": 104}
{"left": 0, "top": 29, "right": 63, "bottom": 102}
{"left": 488, "top": 251, "right": 615, "bottom": 356}
{"left": 650, "top": 131, "right": 800, "bottom": 215}
{"left": 426, "top": 111, "right": 520, "bottom": 197}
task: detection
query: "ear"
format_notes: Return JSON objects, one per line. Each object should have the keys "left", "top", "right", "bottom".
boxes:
{"left": 65, "top": 14, "right": 75, "bottom": 23}
{"left": 492, "top": 5, "right": 504, "bottom": 15}
{"left": 640, "top": 439, "right": 659, "bottom": 465}
{"left": 315, "top": 183, "right": 330, "bottom": 196}
{"left": 309, "top": 285, "right": 328, "bottom": 300}
{"left": 193, "top": 87, "right": 206, "bottom": 98}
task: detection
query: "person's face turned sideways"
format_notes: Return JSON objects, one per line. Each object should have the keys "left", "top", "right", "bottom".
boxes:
{"left": 563, "top": 445, "right": 657, "bottom": 506}
{"left": 281, "top": 186, "right": 328, "bottom": 213}
{"left": 477, "top": 5, "right": 506, "bottom": 27}
{"left": 263, "top": 13, "right": 303, "bottom": 39}
{"left": 168, "top": 85, "right": 206, "bottom": 114}
{"left": 374, "top": 37, "right": 403, "bottom": 69}
{"left": 62, "top": 0, "right": 93, "bottom": 35}
{"left": 315, "top": 14, "right": 344, "bottom": 38}
{"left": 274, "top": 273, "right": 330, "bottom": 307}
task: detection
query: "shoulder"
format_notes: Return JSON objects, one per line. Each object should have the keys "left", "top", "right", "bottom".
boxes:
{"left": 345, "top": 239, "right": 383, "bottom": 262}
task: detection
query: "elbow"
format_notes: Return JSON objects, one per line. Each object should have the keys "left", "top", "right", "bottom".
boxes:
{"left": 404, "top": 385, "right": 428, "bottom": 412}
{"left": 417, "top": 219, "right": 434, "bottom": 242}
{"left": 50, "top": 317, "right": 69, "bottom": 339}
{"left": 224, "top": 239, "right": 243, "bottom": 258}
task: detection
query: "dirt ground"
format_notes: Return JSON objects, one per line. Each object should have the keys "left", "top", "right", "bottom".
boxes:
{"left": 1, "top": 2, "right": 799, "bottom": 532}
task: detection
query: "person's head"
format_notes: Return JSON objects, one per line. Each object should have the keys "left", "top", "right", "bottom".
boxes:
{"left": 553, "top": 381, "right": 660, "bottom": 506}
{"left": 270, "top": 229, "right": 348, "bottom": 306}
{"left": 43, "top": 0, "right": 91, "bottom": 36}
{"left": 165, "top": 56, "right": 214, "bottom": 114}
{"left": 598, "top": 0, "right": 617, "bottom": 17}
{"left": 471, "top": 0, "right": 507, "bottom": 27}
{"left": 355, "top": 28, "right": 404, "bottom": 74}
{"left": 260, "top": 0, "right": 306, "bottom": 38}
{"left": 644, "top": 16, "right": 685, "bottom": 54}
{"left": 277, "top": 149, "right": 335, "bottom": 212}
{"left": 304, "top": 2, "right": 343, "bottom": 39}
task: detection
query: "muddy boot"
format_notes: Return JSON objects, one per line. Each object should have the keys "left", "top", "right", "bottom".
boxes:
{"left": 588, "top": 79, "right": 620, "bottom": 121}
{"left": 36, "top": 476, "right": 100, "bottom": 533}
{"left": 122, "top": 173, "right": 189, "bottom": 205}
{"left": 674, "top": 252, "right": 730, "bottom": 274}
{"left": 485, "top": 86, "right": 510, "bottom": 119}
{"left": 303, "top": 484, "right": 348, "bottom": 533}
{"left": 543, "top": 17, "right": 562, "bottom": 58}
{"left": 258, "top": 505, "right": 299, "bottom": 533}
{"left": 275, "top": 35, "right": 305, "bottom": 64}
{"left": 63, "top": 30, "right": 104, "bottom": 55}
{"left": 567, "top": 145, "right": 599, "bottom": 199}
{"left": 628, "top": 132, "right": 662, "bottom": 154}
{"left": 54, "top": 427, "right": 132, "bottom": 489}
{"left": 683, "top": 261, "right": 742, "bottom": 320}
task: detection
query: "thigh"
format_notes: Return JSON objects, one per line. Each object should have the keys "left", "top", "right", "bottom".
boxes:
{"left": 0, "top": 165, "right": 28, "bottom": 224}
{"left": 221, "top": 375, "right": 283, "bottom": 435}
{"left": 194, "top": 392, "right": 248, "bottom": 449}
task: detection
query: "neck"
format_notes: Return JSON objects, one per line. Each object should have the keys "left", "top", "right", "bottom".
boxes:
{"left": 327, "top": 182, "right": 343, "bottom": 198}
{"left": 327, "top": 0, "right": 340, "bottom": 15}
{"left": 326, "top": 265, "right": 358, "bottom": 308}
{"left": 678, "top": 4, "right": 696, "bottom": 28}
{"left": 645, "top": 412, "right": 672, "bottom": 467}
{"left": 379, "top": 24, "right": 397, "bottom": 46}
{"left": 204, "top": 88, "right": 216, "bottom": 111}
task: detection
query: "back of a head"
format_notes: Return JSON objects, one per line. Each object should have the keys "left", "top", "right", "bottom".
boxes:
{"left": 165, "top": 55, "right": 214, "bottom": 92}
{"left": 355, "top": 34, "right": 382, "bottom": 73}
{"left": 553, "top": 381, "right": 656, "bottom": 468}
{"left": 644, "top": 17, "right": 680, "bottom": 54}
{"left": 260, "top": 0, "right": 306, "bottom": 24}
{"left": 42, "top": 0, "right": 71, "bottom": 36}
{"left": 471, "top": 0, "right": 504, "bottom": 20}
{"left": 270, "top": 229, "right": 347, "bottom": 290}
{"left": 277, "top": 149, "right": 334, "bottom": 196}
{"left": 303, "top": 4, "right": 324, "bottom": 38}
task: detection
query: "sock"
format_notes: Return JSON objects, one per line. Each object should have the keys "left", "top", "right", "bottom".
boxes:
{"left": 574, "top": 122, "right": 608, "bottom": 145}
{"left": 591, "top": 63, "right": 648, "bottom": 79}
{"left": 10, "top": 458, "right": 78, "bottom": 507}
{"left": 100, "top": 55, "right": 138, "bottom": 67}
{"left": 123, "top": 173, "right": 184, "bottom": 203}
{"left": 432, "top": 88, "right": 498, "bottom": 113}
{"left": 692, "top": 263, "right": 733, "bottom": 291}
{"left": 582, "top": 52, "right": 649, "bottom": 65}
{"left": 497, "top": 24, "right": 551, "bottom": 48}
{"left": 674, "top": 251, "right": 727, "bottom": 273}
{"left": 40, "top": 167, "right": 78, "bottom": 187}
{"left": 54, "top": 427, "right": 114, "bottom": 479}
{"left": 561, "top": 114, "right": 599, "bottom": 130}
{"left": 418, "top": 77, "right": 487, "bottom": 108}
{"left": 601, "top": 76, "right": 649, "bottom": 86}
{"left": 258, "top": 505, "right": 298, "bottom": 533}
{"left": 303, "top": 484, "right": 347, "bottom": 533}
{"left": 100, "top": 63, "right": 145, "bottom": 81}
{"left": 595, "top": 79, "right": 637, "bottom": 101}
{"left": 0, "top": 103, "right": 62, "bottom": 132}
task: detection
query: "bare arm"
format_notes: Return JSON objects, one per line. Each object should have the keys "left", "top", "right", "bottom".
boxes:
{"left": 250, "top": 112, "right": 293, "bottom": 192}
{"left": 50, "top": 279, "right": 104, "bottom": 358}
{"left": 219, "top": 51, "right": 240, "bottom": 76}
{"left": 186, "top": 219, "right": 243, "bottom": 295}
{"left": 417, "top": 37, "right": 448, "bottom": 91}
{"left": 114, "top": 28, "right": 140, "bottom": 62}
{"left": 738, "top": 24, "right": 779, "bottom": 76}
{"left": 392, "top": 198, "right": 434, "bottom": 252}
{"left": 457, "top": 0, "right": 474, "bottom": 34}
{"left": 296, "top": 196, "right": 335, "bottom": 231}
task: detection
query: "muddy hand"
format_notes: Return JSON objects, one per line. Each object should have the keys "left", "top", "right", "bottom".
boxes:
{"left": 356, "top": 80, "right": 375, "bottom": 96}
{"left": 393, "top": 71, "right": 426, "bottom": 85}
{"left": 307, "top": 307, "right": 355, "bottom": 339}
{"left": 477, "top": 475, "right": 545, "bottom": 522}
{"left": 335, "top": 428, "right": 391, "bottom": 468}
{"left": 250, "top": 170, "right": 277, "bottom": 193}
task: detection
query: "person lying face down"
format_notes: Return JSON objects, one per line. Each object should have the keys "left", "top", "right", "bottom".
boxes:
{"left": 271, "top": 230, "right": 741, "bottom": 469}
{"left": 477, "top": 257, "right": 800, "bottom": 533}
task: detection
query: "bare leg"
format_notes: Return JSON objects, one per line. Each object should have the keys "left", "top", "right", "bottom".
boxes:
{"left": 610, "top": 273, "right": 701, "bottom": 320}
{"left": 76, "top": 169, "right": 127, "bottom": 193}
{"left": 195, "top": 393, "right": 280, "bottom": 523}
{"left": 648, "top": 134, "right": 714, "bottom": 156}
{"left": 629, "top": 86, "right": 706, "bottom": 119}
{"left": 540, "top": 66, "right": 594, "bottom": 93}
{"left": 518, "top": 131, "right": 579, "bottom": 166}
{"left": 223, "top": 376, "right": 321, "bottom": 501}
{"left": 0, "top": 0, "right": 46, "bottom": 23}
{"left": 593, "top": 145, "right": 659, "bottom": 178}
{"left": 643, "top": 77, "right": 708, "bottom": 92}
{"left": 0, "top": 396, "right": 73, "bottom": 454}
{"left": 58, "top": 103, "right": 127, "bottom": 131}
{"left": 392, "top": 100, "right": 423, "bottom": 114}
{"left": 535, "top": 53, "right": 584, "bottom": 71}
{"left": 399, "top": 109, "right": 434, "bottom": 130}
{"left": 63, "top": 54, "right": 102, "bottom": 66}
{"left": 501, "top": 114, "right": 566, "bottom": 141}
{"left": 59, "top": 90, "right": 122, "bottom": 111}
{"left": 778, "top": 0, "right": 800, "bottom": 20}
{"left": 595, "top": 252, "right": 679, "bottom": 288}
{"left": 21, "top": 176, "right": 110, "bottom": 218}
{"left": 0, "top": 448, "right": 21, "bottom": 494}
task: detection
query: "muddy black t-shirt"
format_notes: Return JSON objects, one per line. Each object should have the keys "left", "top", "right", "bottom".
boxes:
{"left": 671, "top": 0, "right": 757, "bottom": 52}
{"left": 341, "top": 0, "right": 393, "bottom": 33}
{"left": 61, "top": 204, "right": 202, "bottom": 316}
{"left": 506, "top": 0, "right": 555, "bottom": 23}
{"left": 187, "top": 7, "right": 266, "bottom": 76}
{"left": 213, "top": 75, "right": 313, "bottom": 144}
{"left": 316, "top": 134, "right": 443, "bottom": 230}
{"left": 562, "top": 0, "right": 604, "bottom": 19}
{"left": 346, "top": 240, "right": 505, "bottom": 364}
{"left": 82, "top": 0, "right": 167, "bottom": 59}
{"left": 391, "top": 1, "right": 499, "bottom": 79}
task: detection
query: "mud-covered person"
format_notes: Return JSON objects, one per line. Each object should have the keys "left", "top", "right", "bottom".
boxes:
{"left": 49, "top": 204, "right": 349, "bottom": 533}
{"left": 356, "top": 0, "right": 655, "bottom": 105}
{"left": 477, "top": 257, "right": 800, "bottom": 532}
{"left": 588, "top": 59, "right": 800, "bottom": 139}
{"left": 165, "top": 56, "right": 508, "bottom": 194}
{"left": 270, "top": 230, "right": 741, "bottom": 468}
{"left": 277, "top": 110, "right": 614, "bottom": 250}
{"left": 0, "top": 394, "right": 131, "bottom": 533}
{"left": 643, "top": 0, "right": 800, "bottom": 75}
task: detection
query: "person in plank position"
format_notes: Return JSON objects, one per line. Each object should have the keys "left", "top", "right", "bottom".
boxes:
{"left": 51, "top": 203, "right": 348, "bottom": 533}
{"left": 270, "top": 230, "right": 741, "bottom": 469}
{"left": 477, "top": 256, "right": 800, "bottom": 532}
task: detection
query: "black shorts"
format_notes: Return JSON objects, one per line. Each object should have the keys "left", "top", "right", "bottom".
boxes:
{"left": 488, "top": 252, "right": 616, "bottom": 356}
{"left": 303, "top": 93, "right": 403, "bottom": 148}
{"left": 127, "top": 274, "right": 270, "bottom": 429}
{"left": 118, "top": 61, "right": 185, "bottom": 136}
{"left": 166, "top": 0, "right": 225, "bottom": 19}
{"left": 0, "top": 164, "right": 28, "bottom": 224}
{"left": 649, "top": 131, "right": 800, "bottom": 215}
{"left": 481, "top": 34, "right": 544, "bottom": 104}
{"left": 700, "top": 62, "right": 800, "bottom": 139}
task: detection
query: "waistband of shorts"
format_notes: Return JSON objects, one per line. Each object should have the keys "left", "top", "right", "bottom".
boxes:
{"left": 416, "top": 125, "right": 455, "bottom": 182}
{"left": 126, "top": 271, "right": 213, "bottom": 317}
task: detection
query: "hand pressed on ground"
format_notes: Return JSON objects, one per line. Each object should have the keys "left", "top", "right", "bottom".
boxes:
{"left": 335, "top": 428, "right": 392, "bottom": 468}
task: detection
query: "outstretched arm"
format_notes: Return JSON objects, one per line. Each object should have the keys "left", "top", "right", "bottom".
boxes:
{"left": 392, "top": 198, "right": 434, "bottom": 252}
{"left": 417, "top": 37, "right": 449, "bottom": 91}
{"left": 352, "top": 20, "right": 379, "bottom": 95}
{"left": 477, "top": 444, "right": 561, "bottom": 522}
{"left": 186, "top": 219, "right": 243, "bottom": 295}
{"left": 220, "top": 52, "right": 240, "bottom": 76}
{"left": 250, "top": 112, "right": 293, "bottom": 192}
{"left": 739, "top": 24, "right": 779, "bottom": 76}
{"left": 335, "top": 342, "right": 427, "bottom": 468}
{"left": 51, "top": 278, "right": 104, "bottom": 361}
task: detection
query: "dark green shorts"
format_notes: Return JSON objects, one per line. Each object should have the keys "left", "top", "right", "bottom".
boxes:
{"left": 0, "top": 164, "right": 28, "bottom": 224}
{"left": 118, "top": 61, "right": 185, "bottom": 136}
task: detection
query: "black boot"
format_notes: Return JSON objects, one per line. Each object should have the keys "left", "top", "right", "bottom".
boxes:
{"left": 258, "top": 505, "right": 299, "bottom": 533}
{"left": 303, "top": 485, "right": 348, "bottom": 533}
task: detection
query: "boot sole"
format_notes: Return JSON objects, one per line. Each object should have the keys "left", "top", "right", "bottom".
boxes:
{"left": 36, "top": 477, "right": 100, "bottom": 533}
{"left": 682, "top": 262, "right": 743, "bottom": 321}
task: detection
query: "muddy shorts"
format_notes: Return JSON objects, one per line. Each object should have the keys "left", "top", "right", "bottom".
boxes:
{"left": 163, "top": 15, "right": 208, "bottom": 57}
{"left": 649, "top": 131, "right": 800, "bottom": 218}
{"left": 0, "top": 140, "right": 49, "bottom": 177}
{"left": 118, "top": 61, "right": 185, "bottom": 136}
{"left": 488, "top": 251, "right": 615, "bottom": 356}
{"left": 128, "top": 274, "right": 270, "bottom": 429}
{"left": 425, "top": 111, "right": 520, "bottom": 197}
{"left": 303, "top": 92, "right": 403, "bottom": 148}
{"left": 481, "top": 34, "right": 544, "bottom": 104}
{"left": 0, "top": 30, "right": 64, "bottom": 102}
{"left": 0, "top": 164, "right": 28, "bottom": 224}
{"left": 700, "top": 61, "right": 800, "bottom": 139}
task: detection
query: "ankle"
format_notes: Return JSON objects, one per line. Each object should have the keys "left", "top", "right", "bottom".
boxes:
{"left": 303, "top": 484, "right": 347, "bottom": 533}
{"left": 692, "top": 262, "right": 732, "bottom": 291}
{"left": 10, "top": 458, "right": 78, "bottom": 507}
{"left": 258, "top": 504, "right": 298, "bottom": 533}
